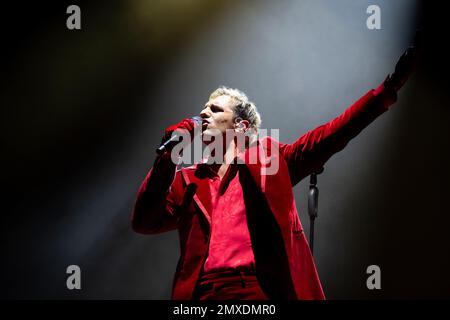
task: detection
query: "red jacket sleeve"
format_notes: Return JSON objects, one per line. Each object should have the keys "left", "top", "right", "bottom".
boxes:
{"left": 279, "top": 82, "right": 397, "bottom": 186}
{"left": 131, "top": 153, "right": 185, "bottom": 234}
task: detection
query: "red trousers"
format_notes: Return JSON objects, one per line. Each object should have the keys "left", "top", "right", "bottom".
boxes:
{"left": 193, "top": 270, "right": 269, "bottom": 300}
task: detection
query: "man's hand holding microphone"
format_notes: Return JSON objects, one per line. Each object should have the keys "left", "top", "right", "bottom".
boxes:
{"left": 157, "top": 116, "right": 202, "bottom": 155}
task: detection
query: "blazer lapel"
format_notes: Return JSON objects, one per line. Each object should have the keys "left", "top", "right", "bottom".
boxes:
{"left": 181, "top": 167, "right": 212, "bottom": 225}
{"left": 240, "top": 137, "right": 292, "bottom": 230}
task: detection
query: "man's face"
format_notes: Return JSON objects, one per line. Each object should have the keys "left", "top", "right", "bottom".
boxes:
{"left": 200, "top": 95, "right": 236, "bottom": 141}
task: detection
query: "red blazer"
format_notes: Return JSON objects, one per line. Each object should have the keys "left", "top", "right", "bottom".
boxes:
{"left": 131, "top": 84, "right": 396, "bottom": 300}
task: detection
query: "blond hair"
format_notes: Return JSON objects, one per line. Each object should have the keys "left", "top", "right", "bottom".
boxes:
{"left": 209, "top": 86, "right": 262, "bottom": 136}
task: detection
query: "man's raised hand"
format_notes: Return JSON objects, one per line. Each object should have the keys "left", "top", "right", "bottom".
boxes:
{"left": 385, "top": 30, "right": 421, "bottom": 91}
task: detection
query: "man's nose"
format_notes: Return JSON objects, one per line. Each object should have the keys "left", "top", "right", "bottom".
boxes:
{"left": 200, "top": 108, "right": 210, "bottom": 119}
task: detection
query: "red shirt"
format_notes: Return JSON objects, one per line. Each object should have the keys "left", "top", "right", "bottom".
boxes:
{"left": 202, "top": 164, "right": 256, "bottom": 274}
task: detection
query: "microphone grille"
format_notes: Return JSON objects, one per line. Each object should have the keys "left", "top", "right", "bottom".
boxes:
{"left": 191, "top": 116, "right": 203, "bottom": 125}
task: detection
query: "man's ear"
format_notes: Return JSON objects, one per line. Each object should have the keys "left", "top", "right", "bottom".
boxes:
{"left": 235, "top": 119, "right": 250, "bottom": 132}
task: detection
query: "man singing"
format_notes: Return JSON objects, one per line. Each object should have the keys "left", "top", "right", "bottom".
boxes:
{"left": 131, "top": 45, "right": 416, "bottom": 300}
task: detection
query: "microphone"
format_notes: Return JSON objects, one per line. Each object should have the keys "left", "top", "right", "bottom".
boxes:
{"left": 156, "top": 116, "right": 203, "bottom": 155}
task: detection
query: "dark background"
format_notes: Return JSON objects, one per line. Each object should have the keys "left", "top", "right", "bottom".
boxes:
{"left": 1, "top": 0, "right": 449, "bottom": 299}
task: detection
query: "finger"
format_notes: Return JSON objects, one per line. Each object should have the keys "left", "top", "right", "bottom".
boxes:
{"left": 180, "top": 119, "right": 195, "bottom": 131}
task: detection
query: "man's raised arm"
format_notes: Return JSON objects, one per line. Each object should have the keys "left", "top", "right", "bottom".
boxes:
{"left": 280, "top": 45, "right": 418, "bottom": 186}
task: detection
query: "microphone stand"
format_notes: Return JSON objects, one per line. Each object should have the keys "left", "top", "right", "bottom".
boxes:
{"left": 308, "top": 167, "right": 324, "bottom": 256}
